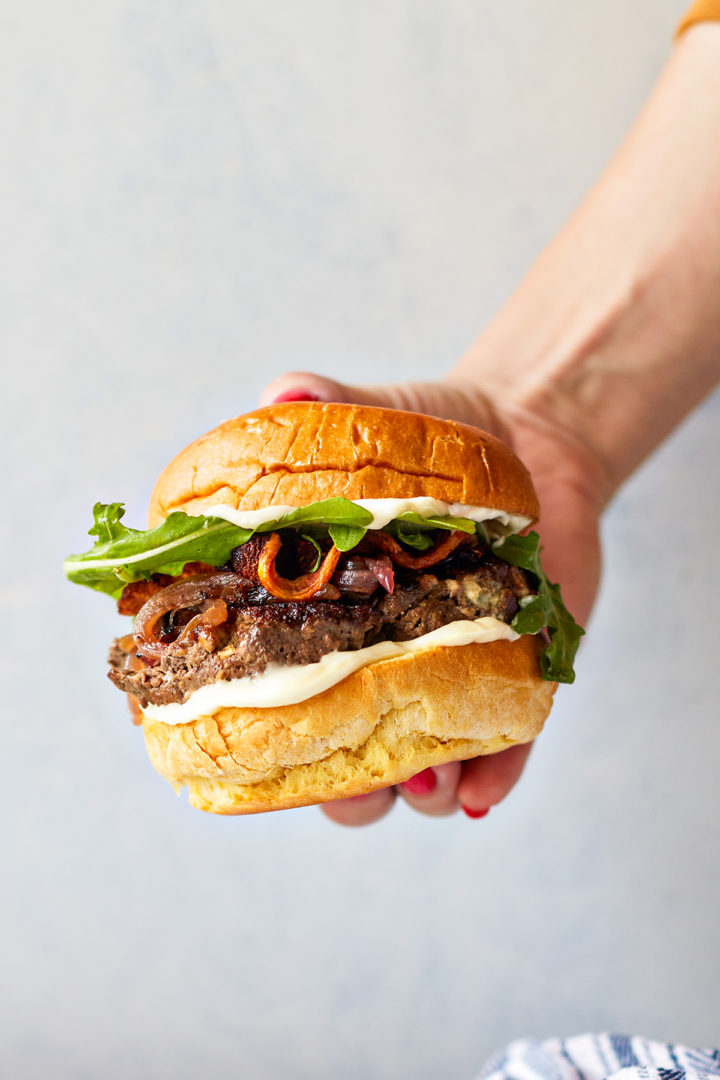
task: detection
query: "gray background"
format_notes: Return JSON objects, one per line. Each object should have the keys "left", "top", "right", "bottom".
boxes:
{"left": 2, "top": 2, "right": 718, "bottom": 1078}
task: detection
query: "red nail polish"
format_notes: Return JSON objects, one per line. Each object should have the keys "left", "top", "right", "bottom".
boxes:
{"left": 462, "top": 806, "right": 490, "bottom": 819}
{"left": 271, "top": 389, "right": 321, "bottom": 403}
{"left": 402, "top": 768, "right": 436, "bottom": 796}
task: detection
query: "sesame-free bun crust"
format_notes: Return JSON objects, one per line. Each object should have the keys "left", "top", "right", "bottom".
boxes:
{"left": 148, "top": 402, "right": 539, "bottom": 526}
{"left": 142, "top": 636, "right": 555, "bottom": 815}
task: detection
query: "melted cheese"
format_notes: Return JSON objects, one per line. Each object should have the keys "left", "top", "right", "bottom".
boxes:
{"left": 202, "top": 497, "right": 530, "bottom": 535}
{"left": 141, "top": 617, "right": 519, "bottom": 725}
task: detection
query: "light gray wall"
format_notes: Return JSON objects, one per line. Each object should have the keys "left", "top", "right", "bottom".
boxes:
{"left": 3, "top": 3, "right": 718, "bottom": 1079}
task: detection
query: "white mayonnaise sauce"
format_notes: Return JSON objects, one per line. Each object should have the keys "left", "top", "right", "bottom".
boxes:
{"left": 141, "top": 616, "right": 519, "bottom": 725}
{"left": 202, "top": 497, "right": 530, "bottom": 535}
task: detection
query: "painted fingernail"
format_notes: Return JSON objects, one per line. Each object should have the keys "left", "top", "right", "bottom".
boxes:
{"left": 402, "top": 768, "right": 436, "bottom": 796}
{"left": 271, "top": 389, "right": 321, "bottom": 403}
{"left": 462, "top": 806, "right": 490, "bottom": 819}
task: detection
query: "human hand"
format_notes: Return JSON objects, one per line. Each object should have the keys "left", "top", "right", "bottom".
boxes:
{"left": 256, "top": 31, "right": 720, "bottom": 824}
{"left": 259, "top": 372, "right": 604, "bottom": 826}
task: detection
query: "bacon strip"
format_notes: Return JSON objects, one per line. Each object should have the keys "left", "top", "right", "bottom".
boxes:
{"left": 365, "top": 529, "right": 467, "bottom": 569}
{"left": 117, "top": 562, "right": 217, "bottom": 615}
{"left": 257, "top": 533, "right": 341, "bottom": 600}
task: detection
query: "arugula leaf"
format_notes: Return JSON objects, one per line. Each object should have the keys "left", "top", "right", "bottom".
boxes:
{"left": 63, "top": 499, "right": 376, "bottom": 595}
{"left": 327, "top": 524, "right": 368, "bottom": 551}
{"left": 88, "top": 502, "right": 130, "bottom": 544}
{"left": 300, "top": 534, "right": 322, "bottom": 572}
{"left": 493, "top": 531, "right": 584, "bottom": 684}
{"left": 391, "top": 523, "right": 434, "bottom": 551}
{"left": 474, "top": 522, "right": 490, "bottom": 546}
{"left": 267, "top": 498, "right": 373, "bottom": 532}
{"left": 386, "top": 511, "right": 477, "bottom": 551}
{"left": 394, "top": 511, "right": 476, "bottom": 534}
{"left": 64, "top": 504, "right": 253, "bottom": 599}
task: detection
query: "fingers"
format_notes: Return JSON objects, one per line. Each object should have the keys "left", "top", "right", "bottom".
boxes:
{"left": 259, "top": 370, "right": 509, "bottom": 436}
{"left": 321, "top": 787, "right": 396, "bottom": 827}
{"left": 321, "top": 745, "right": 530, "bottom": 827}
{"left": 456, "top": 742, "right": 533, "bottom": 815}
{"left": 398, "top": 762, "right": 462, "bottom": 817}
{"left": 320, "top": 761, "right": 462, "bottom": 826}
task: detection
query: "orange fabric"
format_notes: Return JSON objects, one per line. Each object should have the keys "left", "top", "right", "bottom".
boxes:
{"left": 677, "top": 0, "right": 720, "bottom": 36}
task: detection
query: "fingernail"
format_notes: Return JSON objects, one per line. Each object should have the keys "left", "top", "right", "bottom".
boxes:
{"left": 402, "top": 768, "right": 436, "bottom": 796}
{"left": 271, "top": 389, "right": 321, "bottom": 403}
{"left": 462, "top": 806, "right": 490, "bottom": 819}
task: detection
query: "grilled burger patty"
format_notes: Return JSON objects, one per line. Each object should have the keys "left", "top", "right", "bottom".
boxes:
{"left": 108, "top": 543, "right": 533, "bottom": 709}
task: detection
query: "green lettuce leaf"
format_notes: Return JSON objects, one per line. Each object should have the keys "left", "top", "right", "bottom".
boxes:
{"left": 64, "top": 503, "right": 253, "bottom": 599}
{"left": 268, "top": 498, "right": 373, "bottom": 532}
{"left": 390, "top": 523, "right": 434, "bottom": 551}
{"left": 327, "top": 524, "right": 368, "bottom": 551}
{"left": 63, "top": 498, "right": 377, "bottom": 596}
{"left": 260, "top": 499, "right": 375, "bottom": 551}
{"left": 394, "top": 511, "right": 476, "bottom": 534}
{"left": 385, "top": 511, "right": 477, "bottom": 551}
{"left": 492, "top": 531, "right": 584, "bottom": 684}
{"left": 299, "top": 534, "right": 322, "bottom": 572}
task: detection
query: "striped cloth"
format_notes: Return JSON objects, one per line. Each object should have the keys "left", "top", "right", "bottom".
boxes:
{"left": 479, "top": 1035, "right": 720, "bottom": 1080}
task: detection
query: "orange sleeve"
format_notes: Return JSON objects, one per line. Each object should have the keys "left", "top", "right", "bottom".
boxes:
{"left": 677, "top": 0, "right": 720, "bottom": 35}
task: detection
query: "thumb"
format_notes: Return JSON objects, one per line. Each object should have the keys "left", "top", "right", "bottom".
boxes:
{"left": 259, "top": 370, "right": 509, "bottom": 440}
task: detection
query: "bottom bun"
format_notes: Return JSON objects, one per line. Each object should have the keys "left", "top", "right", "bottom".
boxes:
{"left": 142, "top": 636, "right": 556, "bottom": 815}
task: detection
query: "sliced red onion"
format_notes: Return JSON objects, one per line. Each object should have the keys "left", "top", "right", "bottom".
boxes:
{"left": 365, "top": 556, "right": 394, "bottom": 594}
{"left": 333, "top": 555, "right": 395, "bottom": 595}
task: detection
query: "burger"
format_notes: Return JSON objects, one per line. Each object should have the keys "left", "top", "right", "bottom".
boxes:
{"left": 64, "top": 402, "right": 583, "bottom": 815}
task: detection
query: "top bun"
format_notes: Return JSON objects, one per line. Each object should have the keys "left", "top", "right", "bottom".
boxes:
{"left": 148, "top": 402, "right": 539, "bottom": 527}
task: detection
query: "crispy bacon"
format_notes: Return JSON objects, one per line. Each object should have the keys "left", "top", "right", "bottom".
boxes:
{"left": 118, "top": 578, "right": 171, "bottom": 616}
{"left": 365, "top": 529, "right": 468, "bottom": 569}
{"left": 257, "top": 532, "right": 341, "bottom": 600}
{"left": 117, "top": 562, "right": 217, "bottom": 615}
{"left": 127, "top": 693, "right": 143, "bottom": 726}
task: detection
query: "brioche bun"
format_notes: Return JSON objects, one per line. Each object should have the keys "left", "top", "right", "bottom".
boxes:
{"left": 141, "top": 403, "right": 553, "bottom": 814}
{"left": 148, "top": 401, "right": 539, "bottom": 526}
{"left": 144, "top": 636, "right": 555, "bottom": 814}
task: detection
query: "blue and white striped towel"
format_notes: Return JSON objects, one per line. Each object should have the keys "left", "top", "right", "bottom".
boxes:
{"left": 479, "top": 1034, "right": 720, "bottom": 1080}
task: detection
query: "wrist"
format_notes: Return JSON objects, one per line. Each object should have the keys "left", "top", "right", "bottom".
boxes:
{"left": 451, "top": 30, "right": 720, "bottom": 502}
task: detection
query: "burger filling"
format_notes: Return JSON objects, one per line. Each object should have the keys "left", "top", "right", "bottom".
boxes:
{"left": 108, "top": 530, "right": 534, "bottom": 708}
{"left": 64, "top": 497, "right": 583, "bottom": 694}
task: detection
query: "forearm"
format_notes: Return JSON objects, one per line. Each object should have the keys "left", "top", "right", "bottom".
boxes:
{"left": 451, "top": 25, "right": 720, "bottom": 503}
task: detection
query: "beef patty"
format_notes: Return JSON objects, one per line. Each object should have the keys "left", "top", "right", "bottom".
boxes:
{"left": 108, "top": 548, "right": 532, "bottom": 708}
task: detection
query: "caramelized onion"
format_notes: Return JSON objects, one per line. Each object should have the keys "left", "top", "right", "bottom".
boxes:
{"left": 173, "top": 598, "right": 228, "bottom": 647}
{"left": 257, "top": 533, "right": 341, "bottom": 600}
{"left": 117, "top": 563, "right": 218, "bottom": 615}
{"left": 311, "top": 582, "right": 342, "bottom": 601}
{"left": 133, "top": 573, "right": 240, "bottom": 660}
{"left": 333, "top": 555, "right": 395, "bottom": 595}
{"left": 365, "top": 530, "right": 467, "bottom": 569}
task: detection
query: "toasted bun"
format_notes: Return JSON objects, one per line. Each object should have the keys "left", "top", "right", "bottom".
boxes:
{"left": 140, "top": 404, "right": 550, "bottom": 815}
{"left": 148, "top": 402, "right": 539, "bottom": 526}
{"left": 141, "top": 636, "right": 555, "bottom": 814}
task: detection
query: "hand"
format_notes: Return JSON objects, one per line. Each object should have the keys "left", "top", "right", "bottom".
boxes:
{"left": 260, "top": 371, "right": 604, "bottom": 826}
